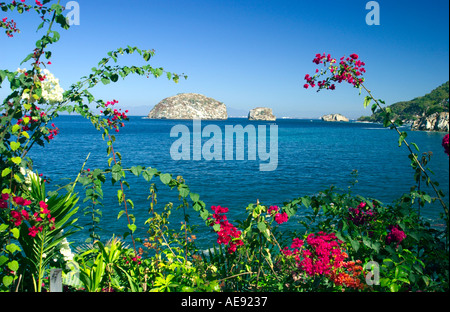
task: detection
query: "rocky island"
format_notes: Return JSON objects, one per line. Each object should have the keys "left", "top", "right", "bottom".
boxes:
{"left": 321, "top": 114, "right": 349, "bottom": 122}
{"left": 147, "top": 93, "right": 228, "bottom": 120}
{"left": 248, "top": 107, "right": 276, "bottom": 121}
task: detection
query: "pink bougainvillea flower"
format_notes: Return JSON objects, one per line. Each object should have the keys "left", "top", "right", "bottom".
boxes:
{"left": 21, "top": 209, "right": 30, "bottom": 220}
{"left": 13, "top": 196, "right": 32, "bottom": 206}
{"left": 274, "top": 212, "right": 288, "bottom": 224}
{"left": 267, "top": 205, "right": 279, "bottom": 215}
{"left": 209, "top": 205, "right": 244, "bottom": 254}
{"left": 386, "top": 225, "right": 406, "bottom": 247}
{"left": 28, "top": 226, "right": 43, "bottom": 237}
{"left": 442, "top": 134, "right": 449, "bottom": 156}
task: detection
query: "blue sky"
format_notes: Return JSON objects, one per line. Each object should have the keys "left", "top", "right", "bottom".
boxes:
{"left": 1, "top": 0, "right": 449, "bottom": 118}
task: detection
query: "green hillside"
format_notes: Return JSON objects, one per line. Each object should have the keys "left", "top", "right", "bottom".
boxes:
{"left": 358, "top": 81, "right": 449, "bottom": 122}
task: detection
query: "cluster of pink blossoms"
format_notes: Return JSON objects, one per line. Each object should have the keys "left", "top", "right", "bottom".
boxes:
{"left": 1, "top": 17, "right": 19, "bottom": 37}
{"left": 100, "top": 100, "right": 129, "bottom": 133}
{"left": 347, "top": 202, "right": 376, "bottom": 226}
{"left": 267, "top": 205, "right": 289, "bottom": 225}
{"left": 1, "top": 1, "right": 45, "bottom": 37}
{"left": 442, "top": 134, "right": 449, "bottom": 156}
{"left": 304, "top": 53, "right": 366, "bottom": 91}
{"left": 282, "top": 232, "right": 364, "bottom": 289}
{"left": 385, "top": 225, "right": 406, "bottom": 248}
{"left": 1, "top": 193, "right": 55, "bottom": 237}
{"left": 208, "top": 205, "right": 243, "bottom": 254}
{"left": 15, "top": 106, "right": 59, "bottom": 141}
{"left": 123, "top": 255, "right": 142, "bottom": 265}
{"left": 282, "top": 232, "right": 346, "bottom": 276}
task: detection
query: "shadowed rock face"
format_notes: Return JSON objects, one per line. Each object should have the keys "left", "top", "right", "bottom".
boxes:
{"left": 248, "top": 107, "right": 276, "bottom": 121}
{"left": 412, "top": 112, "right": 449, "bottom": 132}
{"left": 147, "top": 93, "right": 228, "bottom": 120}
{"left": 321, "top": 114, "right": 349, "bottom": 122}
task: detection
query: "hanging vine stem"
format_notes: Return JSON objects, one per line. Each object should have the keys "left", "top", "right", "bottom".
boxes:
{"left": 361, "top": 83, "right": 448, "bottom": 218}
{"left": 105, "top": 131, "right": 137, "bottom": 256}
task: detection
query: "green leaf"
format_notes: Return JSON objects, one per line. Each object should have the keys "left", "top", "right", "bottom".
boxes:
{"left": 398, "top": 131, "right": 407, "bottom": 147}
{"left": 110, "top": 73, "right": 119, "bottom": 82}
{"left": 7, "top": 260, "right": 19, "bottom": 272}
{"left": 257, "top": 221, "right": 267, "bottom": 233}
{"left": 1, "top": 168, "right": 11, "bottom": 177}
{"left": 128, "top": 224, "right": 136, "bottom": 233}
{"left": 200, "top": 209, "right": 210, "bottom": 220}
{"left": 11, "top": 157, "right": 21, "bottom": 165}
{"left": 3, "top": 276, "right": 13, "bottom": 287}
{"left": 10, "top": 228, "right": 20, "bottom": 239}
{"left": 6, "top": 243, "right": 21, "bottom": 254}
{"left": 190, "top": 192, "right": 200, "bottom": 202}
{"left": 0, "top": 255, "right": 8, "bottom": 266}
{"left": 349, "top": 237, "right": 360, "bottom": 252}
{"left": 363, "top": 96, "right": 372, "bottom": 108}
{"left": 159, "top": 173, "right": 172, "bottom": 185}
{"left": 10, "top": 141, "right": 21, "bottom": 151}
{"left": 117, "top": 189, "right": 124, "bottom": 202}
{"left": 117, "top": 210, "right": 125, "bottom": 220}
{"left": 11, "top": 124, "right": 21, "bottom": 133}
{"left": 0, "top": 224, "right": 8, "bottom": 232}
{"left": 142, "top": 168, "right": 157, "bottom": 182}
{"left": 101, "top": 77, "right": 110, "bottom": 85}
{"left": 130, "top": 166, "right": 143, "bottom": 176}
{"left": 20, "top": 53, "right": 34, "bottom": 65}
{"left": 411, "top": 142, "right": 420, "bottom": 152}
{"left": 178, "top": 185, "right": 190, "bottom": 198}
{"left": 301, "top": 196, "right": 311, "bottom": 208}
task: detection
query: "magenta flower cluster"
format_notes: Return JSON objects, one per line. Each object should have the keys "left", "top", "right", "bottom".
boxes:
{"left": 209, "top": 205, "right": 244, "bottom": 254}
{"left": 347, "top": 202, "right": 376, "bottom": 226}
{"left": 267, "top": 205, "right": 289, "bottom": 225}
{"left": 385, "top": 225, "right": 406, "bottom": 248}
{"left": 442, "top": 134, "right": 449, "bottom": 156}
{"left": 304, "top": 52, "right": 366, "bottom": 91}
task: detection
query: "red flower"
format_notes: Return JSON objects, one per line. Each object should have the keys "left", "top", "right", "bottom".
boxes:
{"left": 350, "top": 53, "right": 359, "bottom": 60}
{"left": 13, "top": 196, "right": 32, "bottom": 206}
{"left": 209, "top": 205, "right": 243, "bottom": 254}
{"left": 28, "top": 226, "right": 42, "bottom": 237}
{"left": 21, "top": 210, "right": 30, "bottom": 220}
{"left": 0, "top": 193, "right": 9, "bottom": 209}
{"left": 11, "top": 210, "right": 23, "bottom": 226}
{"left": 386, "top": 225, "right": 406, "bottom": 247}
{"left": 274, "top": 212, "right": 288, "bottom": 224}
{"left": 267, "top": 205, "right": 279, "bottom": 215}
{"left": 442, "top": 134, "right": 449, "bottom": 156}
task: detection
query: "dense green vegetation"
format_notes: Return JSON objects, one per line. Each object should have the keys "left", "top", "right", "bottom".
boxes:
{"left": 358, "top": 81, "right": 449, "bottom": 123}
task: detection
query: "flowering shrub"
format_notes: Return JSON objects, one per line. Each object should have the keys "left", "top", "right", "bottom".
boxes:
{"left": 281, "top": 232, "right": 365, "bottom": 291}
{"left": 208, "top": 205, "right": 244, "bottom": 254}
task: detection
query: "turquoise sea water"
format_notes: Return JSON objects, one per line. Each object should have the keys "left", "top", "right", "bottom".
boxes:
{"left": 28, "top": 116, "right": 449, "bottom": 247}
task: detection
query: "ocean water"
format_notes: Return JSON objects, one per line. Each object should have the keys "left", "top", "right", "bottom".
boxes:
{"left": 27, "top": 116, "right": 449, "bottom": 247}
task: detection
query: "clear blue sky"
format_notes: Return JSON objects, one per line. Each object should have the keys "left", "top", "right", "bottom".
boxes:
{"left": 1, "top": 0, "right": 449, "bottom": 118}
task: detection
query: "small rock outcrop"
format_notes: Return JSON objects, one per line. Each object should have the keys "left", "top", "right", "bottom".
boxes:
{"left": 321, "top": 114, "right": 349, "bottom": 122}
{"left": 147, "top": 93, "right": 228, "bottom": 120}
{"left": 248, "top": 107, "right": 276, "bottom": 121}
{"left": 411, "top": 112, "right": 449, "bottom": 132}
